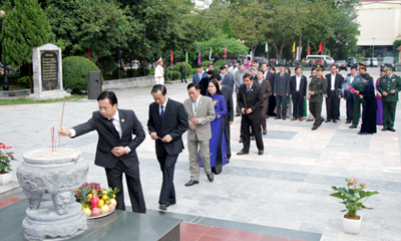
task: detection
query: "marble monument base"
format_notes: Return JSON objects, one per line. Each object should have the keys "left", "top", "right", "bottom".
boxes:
{"left": 22, "top": 201, "right": 87, "bottom": 241}
{"left": 28, "top": 89, "right": 70, "bottom": 101}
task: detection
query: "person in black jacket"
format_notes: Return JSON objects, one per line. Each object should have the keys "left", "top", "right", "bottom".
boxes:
{"left": 237, "top": 73, "right": 264, "bottom": 155}
{"left": 324, "top": 65, "right": 344, "bottom": 123}
{"left": 59, "top": 91, "right": 146, "bottom": 213}
{"left": 199, "top": 70, "right": 214, "bottom": 95}
{"left": 289, "top": 67, "right": 307, "bottom": 121}
{"left": 147, "top": 85, "right": 188, "bottom": 211}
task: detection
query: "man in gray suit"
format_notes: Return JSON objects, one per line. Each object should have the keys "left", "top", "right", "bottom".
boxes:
{"left": 234, "top": 63, "right": 249, "bottom": 116}
{"left": 273, "top": 64, "right": 290, "bottom": 120}
{"left": 183, "top": 83, "right": 216, "bottom": 186}
{"left": 220, "top": 65, "right": 234, "bottom": 91}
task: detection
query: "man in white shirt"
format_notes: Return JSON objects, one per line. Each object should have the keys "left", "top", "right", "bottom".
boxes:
{"left": 324, "top": 65, "right": 343, "bottom": 123}
{"left": 154, "top": 58, "right": 165, "bottom": 85}
{"left": 344, "top": 66, "right": 357, "bottom": 123}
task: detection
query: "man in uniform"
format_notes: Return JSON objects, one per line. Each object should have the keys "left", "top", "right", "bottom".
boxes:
{"left": 358, "top": 62, "right": 374, "bottom": 85}
{"left": 308, "top": 64, "right": 327, "bottom": 130}
{"left": 180, "top": 62, "right": 187, "bottom": 83}
{"left": 349, "top": 63, "right": 369, "bottom": 129}
{"left": 378, "top": 64, "right": 401, "bottom": 132}
{"left": 155, "top": 58, "right": 165, "bottom": 85}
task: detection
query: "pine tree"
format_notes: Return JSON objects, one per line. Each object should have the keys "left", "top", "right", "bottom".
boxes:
{"left": 221, "top": 18, "right": 237, "bottom": 39}
{"left": 0, "top": 0, "right": 51, "bottom": 92}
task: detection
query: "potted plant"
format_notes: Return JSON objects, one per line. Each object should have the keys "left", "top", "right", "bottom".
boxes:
{"left": 330, "top": 177, "right": 379, "bottom": 234}
{"left": 0, "top": 142, "right": 16, "bottom": 185}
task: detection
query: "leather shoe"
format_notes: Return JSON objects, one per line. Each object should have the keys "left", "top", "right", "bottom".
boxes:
{"left": 311, "top": 126, "right": 317, "bottom": 131}
{"left": 358, "top": 131, "right": 367, "bottom": 135}
{"left": 251, "top": 135, "right": 255, "bottom": 140}
{"left": 307, "top": 118, "right": 314, "bottom": 122}
{"left": 299, "top": 118, "right": 303, "bottom": 121}
{"left": 235, "top": 113, "right": 241, "bottom": 117}
{"left": 283, "top": 117, "right": 286, "bottom": 120}
{"left": 387, "top": 127, "right": 396, "bottom": 132}
{"left": 332, "top": 119, "right": 337, "bottom": 123}
{"left": 159, "top": 202, "right": 170, "bottom": 211}
{"left": 237, "top": 150, "right": 248, "bottom": 155}
{"left": 207, "top": 173, "right": 214, "bottom": 182}
{"left": 349, "top": 125, "right": 357, "bottom": 129}
{"left": 275, "top": 116, "right": 281, "bottom": 119}
{"left": 239, "top": 138, "right": 243, "bottom": 143}
{"left": 325, "top": 119, "right": 331, "bottom": 123}
{"left": 381, "top": 128, "right": 386, "bottom": 131}
{"left": 263, "top": 130, "right": 267, "bottom": 135}
{"left": 185, "top": 180, "right": 199, "bottom": 187}
{"left": 291, "top": 117, "right": 297, "bottom": 121}
{"left": 226, "top": 159, "right": 230, "bottom": 164}
{"left": 258, "top": 150, "right": 264, "bottom": 155}
{"left": 345, "top": 120, "right": 352, "bottom": 124}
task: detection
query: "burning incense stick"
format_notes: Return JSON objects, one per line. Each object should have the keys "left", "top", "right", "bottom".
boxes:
{"left": 59, "top": 97, "right": 66, "bottom": 149}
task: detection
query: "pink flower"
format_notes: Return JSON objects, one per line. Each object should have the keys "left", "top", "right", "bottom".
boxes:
{"left": 6, "top": 146, "right": 11, "bottom": 149}
{"left": 360, "top": 183, "right": 366, "bottom": 189}
{"left": 7, "top": 153, "right": 13, "bottom": 158}
{"left": 349, "top": 177, "right": 358, "bottom": 185}
{"left": 0, "top": 145, "right": 5, "bottom": 149}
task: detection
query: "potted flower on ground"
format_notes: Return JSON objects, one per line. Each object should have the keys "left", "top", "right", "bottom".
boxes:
{"left": 0, "top": 142, "right": 16, "bottom": 185}
{"left": 330, "top": 177, "right": 379, "bottom": 234}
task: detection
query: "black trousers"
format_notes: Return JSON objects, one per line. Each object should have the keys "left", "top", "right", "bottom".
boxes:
{"left": 157, "top": 153, "right": 178, "bottom": 205}
{"left": 325, "top": 90, "right": 339, "bottom": 121}
{"left": 105, "top": 159, "right": 146, "bottom": 213}
{"left": 241, "top": 115, "right": 264, "bottom": 152}
{"left": 236, "top": 92, "right": 241, "bottom": 114}
{"left": 310, "top": 101, "right": 324, "bottom": 128}
{"left": 276, "top": 95, "right": 287, "bottom": 118}
{"left": 223, "top": 117, "right": 231, "bottom": 159}
{"left": 346, "top": 95, "right": 354, "bottom": 122}
{"left": 292, "top": 93, "right": 304, "bottom": 118}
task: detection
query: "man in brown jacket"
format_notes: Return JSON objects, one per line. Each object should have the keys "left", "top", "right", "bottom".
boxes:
{"left": 255, "top": 69, "right": 272, "bottom": 135}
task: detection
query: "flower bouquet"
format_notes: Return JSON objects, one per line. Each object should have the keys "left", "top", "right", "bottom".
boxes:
{"left": 75, "top": 182, "right": 119, "bottom": 219}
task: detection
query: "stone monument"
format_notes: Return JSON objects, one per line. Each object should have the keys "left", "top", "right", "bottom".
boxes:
{"left": 30, "top": 43, "right": 70, "bottom": 100}
{"left": 16, "top": 149, "right": 89, "bottom": 240}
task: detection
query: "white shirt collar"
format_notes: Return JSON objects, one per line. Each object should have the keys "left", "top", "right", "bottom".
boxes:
{"left": 109, "top": 110, "right": 119, "bottom": 121}
{"left": 160, "top": 98, "right": 168, "bottom": 109}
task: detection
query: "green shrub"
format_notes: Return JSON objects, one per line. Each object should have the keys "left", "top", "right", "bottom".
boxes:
{"left": 173, "top": 63, "right": 193, "bottom": 77}
{"left": 149, "top": 69, "right": 155, "bottom": 75}
{"left": 167, "top": 70, "right": 180, "bottom": 80}
{"left": 136, "top": 67, "right": 150, "bottom": 77}
{"left": 17, "top": 76, "right": 30, "bottom": 89}
{"left": 192, "top": 69, "right": 198, "bottom": 74}
{"left": 113, "top": 67, "right": 126, "bottom": 79}
{"left": 201, "top": 60, "right": 212, "bottom": 70}
{"left": 126, "top": 69, "right": 135, "bottom": 77}
{"left": 97, "top": 56, "right": 117, "bottom": 73}
{"left": 62, "top": 56, "right": 102, "bottom": 94}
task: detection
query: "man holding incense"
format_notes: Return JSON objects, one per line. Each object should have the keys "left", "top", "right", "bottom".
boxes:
{"left": 378, "top": 64, "right": 401, "bottom": 132}
{"left": 59, "top": 91, "right": 146, "bottom": 213}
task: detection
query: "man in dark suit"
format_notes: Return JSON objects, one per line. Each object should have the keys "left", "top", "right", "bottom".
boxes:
{"left": 199, "top": 70, "right": 214, "bottom": 96}
{"left": 237, "top": 73, "right": 264, "bottom": 155}
{"left": 273, "top": 64, "right": 290, "bottom": 120}
{"left": 289, "top": 67, "right": 307, "bottom": 121}
{"left": 324, "top": 65, "right": 343, "bottom": 123}
{"left": 59, "top": 91, "right": 146, "bottom": 213}
{"left": 255, "top": 69, "right": 272, "bottom": 135}
{"left": 147, "top": 85, "right": 188, "bottom": 211}
{"left": 220, "top": 65, "right": 234, "bottom": 91}
{"left": 215, "top": 74, "right": 234, "bottom": 162}
{"left": 192, "top": 64, "right": 206, "bottom": 85}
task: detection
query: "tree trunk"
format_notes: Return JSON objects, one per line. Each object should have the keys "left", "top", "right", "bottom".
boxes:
{"left": 29, "top": 63, "right": 33, "bottom": 94}
{"left": 298, "top": 34, "right": 303, "bottom": 60}
{"left": 322, "top": 40, "right": 326, "bottom": 55}
{"left": 272, "top": 43, "right": 280, "bottom": 59}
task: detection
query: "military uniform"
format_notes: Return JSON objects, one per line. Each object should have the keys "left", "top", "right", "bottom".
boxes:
{"left": 309, "top": 67, "right": 327, "bottom": 130}
{"left": 180, "top": 65, "right": 187, "bottom": 83}
{"left": 378, "top": 64, "right": 401, "bottom": 130}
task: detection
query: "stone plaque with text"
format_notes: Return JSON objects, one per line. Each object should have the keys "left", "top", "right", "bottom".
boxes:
{"left": 40, "top": 50, "right": 59, "bottom": 90}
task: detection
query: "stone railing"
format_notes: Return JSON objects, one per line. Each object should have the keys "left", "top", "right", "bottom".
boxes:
{"left": 103, "top": 75, "right": 192, "bottom": 89}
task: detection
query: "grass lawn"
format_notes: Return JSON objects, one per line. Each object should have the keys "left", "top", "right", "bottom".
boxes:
{"left": 0, "top": 94, "right": 87, "bottom": 106}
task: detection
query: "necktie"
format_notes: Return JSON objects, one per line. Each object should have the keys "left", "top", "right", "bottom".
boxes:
{"left": 193, "top": 101, "right": 197, "bottom": 116}
{"left": 109, "top": 118, "right": 119, "bottom": 138}
{"left": 247, "top": 87, "right": 250, "bottom": 92}
{"left": 160, "top": 105, "right": 164, "bottom": 120}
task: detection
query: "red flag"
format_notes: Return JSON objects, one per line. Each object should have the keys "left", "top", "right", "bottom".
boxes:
{"left": 318, "top": 42, "right": 322, "bottom": 53}
{"left": 170, "top": 50, "right": 174, "bottom": 63}
{"left": 224, "top": 46, "right": 227, "bottom": 58}
{"left": 87, "top": 47, "right": 90, "bottom": 60}
{"left": 307, "top": 46, "right": 311, "bottom": 55}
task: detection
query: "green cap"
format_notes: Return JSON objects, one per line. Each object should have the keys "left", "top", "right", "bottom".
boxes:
{"left": 384, "top": 63, "right": 395, "bottom": 71}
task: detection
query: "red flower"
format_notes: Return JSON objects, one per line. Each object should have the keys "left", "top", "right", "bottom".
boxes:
{"left": 6, "top": 146, "right": 11, "bottom": 149}
{"left": 7, "top": 153, "right": 13, "bottom": 158}
{"left": 0, "top": 145, "right": 5, "bottom": 149}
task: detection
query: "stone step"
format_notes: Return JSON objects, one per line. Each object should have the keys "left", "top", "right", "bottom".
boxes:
{"left": 0, "top": 181, "right": 22, "bottom": 199}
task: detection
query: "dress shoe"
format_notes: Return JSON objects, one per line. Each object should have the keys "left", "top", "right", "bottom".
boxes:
{"left": 235, "top": 113, "right": 241, "bottom": 117}
{"left": 387, "top": 127, "right": 396, "bottom": 132}
{"left": 299, "top": 117, "right": 303, "bottom": 121}
{"left": 251, "top": 135, "right": 255, "bottom": 140}
{"left": 381, "top": 128, "right": 386, "bottom": 131}
{"left": 325, "top": 119, "right": 331, "bottom": 123}
{"left": 207, "top": 173, "right": 214, "bottom": 182}
{"left": 258, "top": 150, "right": 264, "bottom": 155}
{"left": 283, "top": 117, "right": 286, "bottom": 120}
{"left": 226, "top": 159, "right": 230, "bottom": 164}
{"left": 239, "top": 138, "right": 243, "bottom": 143}
{"left": 349, "top": 125, "right": 357, "bottom": 129}
{"left": 311, "top": 126, "right": 317, "bottom": 131}
{"left": 358, "top": 131, "right": 367, "bottom": 135}
{"left": 185, "top": 180, "right": 199, "bottom": 187}
{"left": 332, "top": 119, "right": 337, "bottom": 123}
{"left": 291, "top": 117, "right": 297, "bottom": 121}
{"left": 237, "top": 150, "right": 248, "bottom": 155}
{"left": 345, "top": 120, "right": 352, "bottom": 124}
{"left": 307, "top": 118, "right": 314, "bottom": 122}
{"left": 263, "top": 130, "right": 267, "bottom": 135}
{"left": 159, "top": 202, "right": 170, "bottom": 211}
{"left": 275, "top": 116, "right": 281, "bottom": 119}
{"left": 318, "top": 119, "right": 324, "bottom": 127}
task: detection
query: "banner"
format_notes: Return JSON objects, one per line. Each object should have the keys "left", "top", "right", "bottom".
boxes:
{"left": 296, "top": 47, "right": 302, "bottom": 60}
{"left": 87, "top": 47, "right": 90, "bottom": 60}
{"left": 224, "top": 46, "right": 227, "bottom": 58}
{"left": 170, "top": 50, "right": 174, "bottom": 62}
{"left": 292, "top": 42, "right": 296, "bottom": 52}
{"left": 198, "top": 50, "right": 201, "bottom": 64}
{"left": 209, "top": 48, "right": 212, "bottom": 61}
{"left": 318, "top": 42, "right": 322, "bottom": 53}
{"left": 265, "top": 42, "right": 268, "bottom": 52}
{"left": 307, "top": 46, "right": 311, "bottom": 55}
{"left": 185, "top": 51, "right": 188, "bottom": 63}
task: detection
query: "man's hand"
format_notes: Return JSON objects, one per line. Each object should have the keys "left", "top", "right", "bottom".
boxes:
{"left": 59, "top": 127, "right": 71, "bottom": 137}
{"left": 228, "top": 121, "right": 233, "bottom": 125}
{"left": 310, "top": 91, "right": 315, "bottom": 95}
{"left": 111, "top": 147, "right": 126, "bottom": 157}
{"left": 377, "top": 93, "right": 382, "bottom": 97}
{"left": 189, "top": 122, "right": 195, "bottom": 130}
{"left": 241, "top": 108, "right": 246, "bottom": 115}
{"left": 162, "top": 134, "right": 173, "bottom": 143}
{"left": 383, "top": 91, "right": 388, "bottom": 96}
{"left": 307, "top": 97, "right": 310, "bottom": 100}
{"left": 274, "top": 93, "right": 277, "bottom": 97}
{"left": 355, "top": 90, "right": 360, "bottom": 95}
{"left": 192, "top": 118, "right": 200, "bottom": 125}
{"left": 338, "top": 95, "right": 342, "bottom": 99}
{"left": 285, "top": 93, "right": 289, "bottom": 96}
{"left": 359, "top": 94, "right": 363, "bottom": 99}
{"left": 246, "top": 108, "right": 253, "bottom": 114}
{"left": 390, "top": 90, "right": 396, "bottom": 94}
{"left": 304, "top": 96, "right": 306, "bottom": 99}
{"left": 150, "top": 132, "right": 158, "bottom": 140}
{"left": 324, "top": 94, "right": 328, "bottom": 98}
{"left": 344, "top": 98, "right": 347, "bottom": 101}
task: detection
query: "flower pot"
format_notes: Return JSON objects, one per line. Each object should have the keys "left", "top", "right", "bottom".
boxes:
{"left": 343, "top": 214, "right": 362, "bottom": 234}
{"left": 0, "top": 172, "right": 11, "bottom": 185}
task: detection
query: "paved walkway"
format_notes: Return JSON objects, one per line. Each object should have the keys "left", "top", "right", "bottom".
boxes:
{"left": 1, "top": 67, "right": 401, "bottom": 240}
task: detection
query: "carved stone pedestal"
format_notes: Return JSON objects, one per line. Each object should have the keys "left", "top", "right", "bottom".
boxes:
{"left": 17, "top": 149, "right": 89, "bottom": 240}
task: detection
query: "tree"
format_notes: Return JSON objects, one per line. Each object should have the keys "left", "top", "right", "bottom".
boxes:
{"left": 197, "top": 36, "right": 249, "bottom": 60}
{"left": 0, "top": 0, "right": 51, "bottom": 93}
{"left": 221, "top": 18, "right": 237, "bottom": 39}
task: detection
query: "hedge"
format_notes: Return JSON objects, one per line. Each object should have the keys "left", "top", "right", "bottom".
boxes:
{"left": 173, "top": 63, "right": 193, "bottom": 76}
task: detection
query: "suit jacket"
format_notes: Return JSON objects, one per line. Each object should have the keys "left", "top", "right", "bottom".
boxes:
{"left": 183, "top": 95, "right": 216, "bottom": 141}
{"left": 147, "top": 99, "right": 188, "bottom": 156}
{"left": 192, "top": 72, "right": 207, "bottom": 85}
{"left": 237, "top": 83, "right": 264, "bottom": 119}
{"left": 325, "top": 74, "right": 344, "bottom": 96}
{"left": 221, "top": 86, "right": 234, "bottom": 122}
{"left": 289, "top": 75, "right": 307, "bottom": 98}
{"left": 234, "top": 70, "right": 249, "bottom": 92}
{"left": 72, "top": 109, "right": 145, "bottom": 169}
{"left": 273, "top": 72, "right": 290, "bottom": 96}
{"left": 265, "top": 71, "right": 275, "bottom": 91}
{"left": 344, "top": 74, "right": 355, "bottom": 99}
{"left": 199, "top": 76, "right": 211, "bottom": 95}
{"left": 255, "top": 79, "right": 272, "bottom": 108}
{"left": 221, "top": 73, "right": 234, "bottom": 91}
